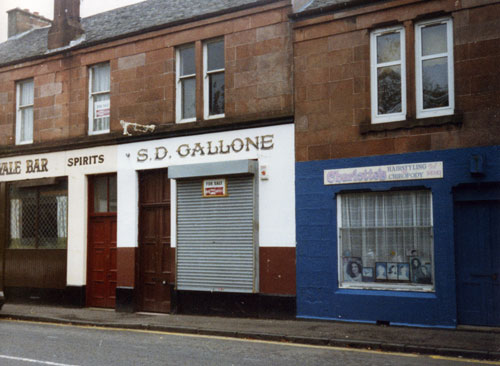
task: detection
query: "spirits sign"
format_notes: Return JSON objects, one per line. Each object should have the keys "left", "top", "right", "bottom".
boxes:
{"left": 203, "top": 179, "right": 227, "bottom": 197}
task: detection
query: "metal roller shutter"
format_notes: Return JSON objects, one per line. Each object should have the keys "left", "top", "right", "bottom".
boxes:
{"left": 176, "top": 175, "right": 256, "bottom": 293}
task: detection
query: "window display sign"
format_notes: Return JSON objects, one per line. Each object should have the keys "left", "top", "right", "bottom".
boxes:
{"left": 203, "top": 179, "right": 227, "bottom": 198}
{"left": 324, "top": 161, "right": 443, "bottom": 185}
{"left": 95, "top": 100, "right": 110, "bottom": 119}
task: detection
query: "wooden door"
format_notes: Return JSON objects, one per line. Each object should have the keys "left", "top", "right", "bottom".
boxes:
{"left": 138, "top": 169, "right": 172, "bottom": 313}
{"left": 455, "top": 196, "right": 500, "bottom": 326}
{"left": 87, "top": 175, "right": 117, "bottom": 308}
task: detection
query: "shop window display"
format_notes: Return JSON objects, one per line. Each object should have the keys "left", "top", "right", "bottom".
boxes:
{"left": 338, "top": 190, "right": 434, "bottom": 291}
{"left": 9, "top": 180, "right": 68, "bottom": 249}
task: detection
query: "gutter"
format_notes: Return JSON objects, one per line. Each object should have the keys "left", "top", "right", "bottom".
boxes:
{"left": 289, "top": 0, "right": 389, "bottom": 20}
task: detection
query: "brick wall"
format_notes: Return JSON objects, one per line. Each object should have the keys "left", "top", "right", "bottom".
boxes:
{"left": 0, "top": 1, "right": 292, "bottom": 147}
{"left": 294, "top": 0, "right": 500, "bottom": 162}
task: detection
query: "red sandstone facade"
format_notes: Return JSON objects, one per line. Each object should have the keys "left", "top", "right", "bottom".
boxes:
{"left": 292, "top": 0, "right": 500, "bottom": 161}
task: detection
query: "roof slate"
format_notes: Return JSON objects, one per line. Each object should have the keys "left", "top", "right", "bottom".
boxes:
{"left": 0, "top": 0, "right": 275, "bottom": 66}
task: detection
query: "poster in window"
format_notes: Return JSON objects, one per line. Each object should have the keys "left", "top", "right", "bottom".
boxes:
{"left": 398, "top": 263, "right": 410, "bottom": 281}
{"left": 202, "top": 178, "right": 227, "bottom": 198}
{"left": 387, "top": 262, "right": 398, "bottom": 280}
{"left": 94, "top": 100, "right": 110, "bottom": 119}
{"left": 343, "top": 257, "right": 363, "bottom": 282}
{"left": 410, "top": 257, "right": 432, "bottom": 284}
{"left": 362, "top": 267, "right": 374, "bottom": 282}
{"left": 375, "top": 262, "right": 387, "bottom": 281}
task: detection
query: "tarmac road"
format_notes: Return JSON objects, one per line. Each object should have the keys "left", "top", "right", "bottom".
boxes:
{"left": 0, "top": 320, "right": 498, "bottom": 366}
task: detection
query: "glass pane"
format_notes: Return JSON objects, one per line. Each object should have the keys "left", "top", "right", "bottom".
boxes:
{"left": 207, "top": 40, "right": 224, "bottom": 71}
{"left": 92, "top": 63, "right": 110, "bottom": 93}
{"left": 109, "top": 175, "right": 117, "bottom": 212}
{"left": 182, "top": 77, "right": 196, "bottom": 119}
{"left": 377, "top": 65, "right": 402, "bottom": 114}
{"left": 422, "top": 57, "right": 449, "bottom": 109}
{"left": 20, "top": 80, "right": 34, "bottom": 106}
{"left": 38, "top": 194, "right": 59, "bottom": 248}
{"left": 21, "top": 107, "right": 33, "bottom": 142}
{"left": 94, "top": 176, "right": 108, "bottom": 213}
{"left": 39, "top": 184, "right": 67, "bottom": 249}
{"left": 377, "top": 31, "right": 400, "bottom": 63}
{"left": 421, "top": 23, "right": 447, "bottom": 56}
{"left": 209, "top": 72, "right": 225, "bottom": 116}
{"left": 180, "top": 46, "right": 195, "bottom": 76}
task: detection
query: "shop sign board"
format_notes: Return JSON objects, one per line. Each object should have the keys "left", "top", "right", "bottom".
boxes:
{"left": 203, "top": 179, "right": 227, "bottom": 197}
{"left": 324, "top": 162, "right": 443, "bottom": 185}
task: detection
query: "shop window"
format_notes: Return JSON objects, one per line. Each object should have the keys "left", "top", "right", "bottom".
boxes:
{"left": 16, "top": 78, "right": 34, "bottom": 145}
{"left": 204, "top": 38, "right": 225, "bottom": 119}
{"left": 370, "top": 27, "right": 406, "bottom": 124}
{"left": 369, "top": 18, "right": 453, "bottom": 124}
{"left": 415, "top": 18, "right": 454, "bottom": 119}
{"left": 9, "top": 180, "right": 68, "bottom": 249}
{"left": 176, "top": 44, "right": 196, "bottom": 123}
{"left": 90, "top": 174, "right": 117, "bottom": 213}
{"left": 89, "top": 63, "right": 110, "bottom": 134}
{"left": 338, "top": 190, "right": 434, "bottom": 291}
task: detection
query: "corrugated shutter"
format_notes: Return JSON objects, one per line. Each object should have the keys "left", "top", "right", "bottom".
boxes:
{"left": 176, "top": 175, "right": 256, "bottom": 293}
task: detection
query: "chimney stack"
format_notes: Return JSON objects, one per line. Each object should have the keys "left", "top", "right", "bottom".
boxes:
{"left": 47, "top": 0, "right": 84, "bottom": 50}
{"left": 7, "top": 8, "right": 52, "bottom": 39}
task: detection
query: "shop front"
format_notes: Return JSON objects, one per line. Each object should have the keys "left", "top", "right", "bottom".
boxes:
{"left": 0, "top": 146, "right": 116, "bottom": 306}
{"left": 116, "top": 123, "right": 296, "bottom": 316}
{"left": 296, "top": 145, "right": 500, "bottom": 328}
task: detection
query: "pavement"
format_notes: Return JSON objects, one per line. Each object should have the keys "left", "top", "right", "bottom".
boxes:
{"left": 0, "top": 303, "right": 499, "bottom": 362}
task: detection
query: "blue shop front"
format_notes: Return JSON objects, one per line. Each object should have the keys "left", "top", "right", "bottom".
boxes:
{"left": 296, "top": 145, "right": 500, "bottom": 328}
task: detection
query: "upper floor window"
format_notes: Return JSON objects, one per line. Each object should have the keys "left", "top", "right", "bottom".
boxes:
{"left": 370, "top": 27, "right": 406, "bottom": 124}
{"left": 176, "top": 39, "right": 225, "bottom": 123}
{"left": 89, "top": 63, "right": 110, "bottom": 135}
{"left": 370, "top": 18, "right": 454, "bottom": 124}
{"left": 16, "top": 78, "right": 34, "bottom": 145}
{"left": 176, "top": 44, "right": 196, "bottom": 123}
{"left": 415, "top": 18, "right": 454, "bottom": 119}
{"left": 204, "top": 39, "right": 225, "bottom": 119}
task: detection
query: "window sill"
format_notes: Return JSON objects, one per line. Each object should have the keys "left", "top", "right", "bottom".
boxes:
{"left": 360, "top": 113, "right": 462, "bottom": 134}
{"left": 88, "top": 130, "right": 110, "bottom": 136}
{"left": 338, "top": 283, "right": 435, "bottom": 294}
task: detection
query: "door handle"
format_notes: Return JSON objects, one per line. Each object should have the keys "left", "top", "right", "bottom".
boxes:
{"left": 493, "top": 273, "right": 498, "bottom": 281}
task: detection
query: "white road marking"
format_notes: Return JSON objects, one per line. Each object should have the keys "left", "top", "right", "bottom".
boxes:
{"left": 0, "top": 354, "right": 80, "bottom": 366}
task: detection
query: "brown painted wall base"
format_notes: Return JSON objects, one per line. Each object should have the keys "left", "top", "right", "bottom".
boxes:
{"left": 259, "top": 247, "right": 296, "bottom": 295}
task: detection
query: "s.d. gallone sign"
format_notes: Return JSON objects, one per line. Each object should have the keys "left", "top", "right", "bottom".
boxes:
{"left": 136, "top": 135, "right": 274, "bottom": 162}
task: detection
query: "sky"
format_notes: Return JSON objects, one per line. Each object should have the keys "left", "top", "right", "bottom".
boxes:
{"left": 0, "top": 0, "right": 145, "bottom": 43}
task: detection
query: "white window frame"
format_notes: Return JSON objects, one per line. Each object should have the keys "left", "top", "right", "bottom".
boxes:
{"left": 88, "top": 63, "right": 110, "bottom": 135}
{"left": 16, "top": 78, "right": 34, "bottom": 145}
{"left": 203, "top": 38, "right": 225, "bottom": 120}
{"left": 415, "top": 18, "right": 454, "bottom": 119}
{"left": 176, "top": 44, "right": 197, "bottom": 123}
{"left": 337, "top": 190, "right": 435, "bottom": 292}
{"left": 370, "top": 26, "right": 406, "bottom": 124}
